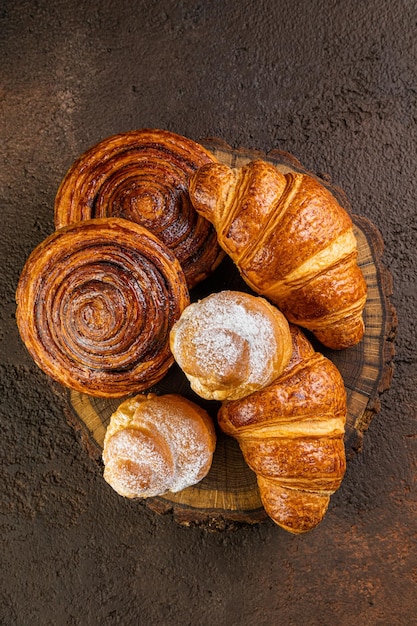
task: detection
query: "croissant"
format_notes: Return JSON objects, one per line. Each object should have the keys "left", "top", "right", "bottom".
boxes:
{"left": 189, "top": 159, "right": 367, "bottom": 349}
{"left": 217, "top": 324, "right": 347, "bottom": 534}
{"left": 15, "top": 217, "right": 190, "bottom": 397}
{"left": 102, "top": 393, "right": 216, "bottom": 498}
{"left": 54, "top": 128, "right": 224, "bottom": 289}
{"left": 170, "top": 290, "right": 293, "bottom": 401}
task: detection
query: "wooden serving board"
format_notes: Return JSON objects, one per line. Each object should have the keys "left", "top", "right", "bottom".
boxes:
{"left": 62, "top": 139, "right": 397, "bottom": 529}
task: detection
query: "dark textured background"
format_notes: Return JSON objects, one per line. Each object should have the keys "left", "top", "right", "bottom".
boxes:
{"left": 1, "top": 1, "right": 416, "bottom": 624}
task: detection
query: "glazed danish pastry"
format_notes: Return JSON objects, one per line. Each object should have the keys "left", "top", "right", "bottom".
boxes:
{"left": 170, "top": 290, "right": 293, "bottom": 401}
{"left": 54, "top": 128, "right": 223, "bottom": 288}
{"left": 102, "top": 393, "right": 216, "bottom": 498}
{"left": 16, "top": 217, "right": 190, "bottom": 397}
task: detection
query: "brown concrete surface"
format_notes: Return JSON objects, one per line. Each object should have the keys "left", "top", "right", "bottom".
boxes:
{"left": 1, "top": 1, "right": 416, "bottom": 624}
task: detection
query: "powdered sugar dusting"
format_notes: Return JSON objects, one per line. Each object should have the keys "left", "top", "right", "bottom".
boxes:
{"left": 195, "top": 327, "right": 246, "bottom": 374}
{"left": 103, "top": 427, "right": 175, "bottom": 498}
{"left": 172, "top": 291, "right": 283, "bottom": 398}
{"left": 103, "top": 395, "right": 215, "bottom": 498}
{"left": 139, "top": 399, "right": 214, "bottom": 492}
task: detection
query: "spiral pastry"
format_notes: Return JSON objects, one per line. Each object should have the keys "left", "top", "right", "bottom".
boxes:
{"left": 16, "top": 218, "right": 190, "bottom": 397}
{"left": 54, "top": 129, "right": 223, "bottom": 289}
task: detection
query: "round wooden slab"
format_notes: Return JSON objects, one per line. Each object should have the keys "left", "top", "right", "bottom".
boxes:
{"left": 61, "top": 139, "right": 397, "bottom": 529}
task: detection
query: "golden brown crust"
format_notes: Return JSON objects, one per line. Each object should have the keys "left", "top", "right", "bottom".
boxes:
{"left": 189, "top": 159, "right": 367, "bottom": 349}
{"left": 16, "top": 217, "right": 190, "bottom": 397}
{"left": 189, "top": 160, "right": 287, "bottom": 261}
{"left": 241, "top": 437, "right": 346, "bottom": 492}
{"left": 170, "top": 290, "right": 293, "bottom": 401}
{"left": 54, "top": 129, "right": 224, "bottom": 289}
{"left": 257, "top": 478, "right": 331, "bottom": 535}
{"left": 217, "top": 325, "right": 347, "bottom": 533}
{"left": 102, "top": 393, "right": 216, "bottom": 498}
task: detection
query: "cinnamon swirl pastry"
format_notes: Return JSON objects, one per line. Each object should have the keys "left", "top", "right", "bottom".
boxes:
{"left": 16, "top": 217, "right": 190, "bottom": 397}
{"left": 54, "top": 129, "right": 223, "bottom": 288}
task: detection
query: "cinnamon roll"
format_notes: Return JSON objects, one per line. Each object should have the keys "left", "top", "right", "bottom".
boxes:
{"left": 54, "top": 129, "right": 223, "bottom": 288}
{"left": 16, "top": 217, "right": 190, "bottom": 397}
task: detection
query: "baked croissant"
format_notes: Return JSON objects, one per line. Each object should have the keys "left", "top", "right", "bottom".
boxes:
{"left": 217, "top": 324, "right": 347, "bottom": 534}
{"left": 16, "top": 217, "right": 189, "bottom": 397}
{"left": 54, "top": 128, "right": 224, "bottom": 289}
{"left": 170, "top": 290, "right": 293, "bottom": 401}
{"left": 102, "top": 393, "right": 216, "bottom": 498}
{"left": 189, "top": 159, "right": 367, "bottom": 349}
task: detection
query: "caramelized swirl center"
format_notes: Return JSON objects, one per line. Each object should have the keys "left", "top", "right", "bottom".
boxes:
{"left": 16, "top": 218, "right": 190, "bottom": 396}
